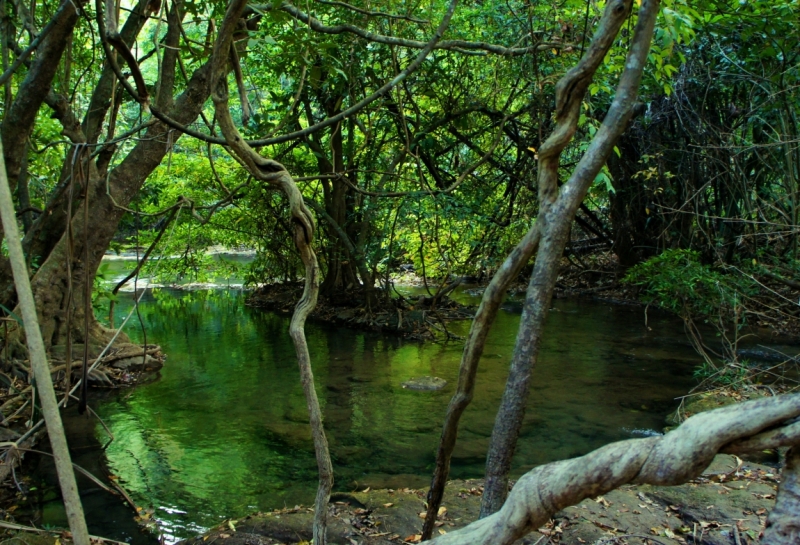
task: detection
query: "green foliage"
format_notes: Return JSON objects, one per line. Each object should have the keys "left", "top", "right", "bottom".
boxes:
{"left": 92, "top": 263, "right": 119, "bottom": 312}
{"left": 623, "top": 249, "right": 755, "bottom": 322}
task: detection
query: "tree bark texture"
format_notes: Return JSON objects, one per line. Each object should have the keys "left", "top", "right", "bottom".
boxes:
{"left": 481, "top": 0, "right": 660, "bottom": 516}
{"left": 23, "top": 56, "right": 212, "bottom": 351}
{"left": 16, "top": 0, "right": 160, "bottom": 278}
{"left": 429, "top": 394, "right": 800, "bottom": 545}
{"left": 1, "top": 0, "right": 79, "bottom": 189}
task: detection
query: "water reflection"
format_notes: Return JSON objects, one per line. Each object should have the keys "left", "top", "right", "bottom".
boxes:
{"left": 61, "top": 289, "right": 700, "bottom": 541}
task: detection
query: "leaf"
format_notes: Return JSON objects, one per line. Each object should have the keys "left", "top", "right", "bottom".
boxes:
{"left": 0, "top": 304, "right": 22, "bottom": 325}
{"left": 404, "top": 535, "right": 422, "bottom": 543}
{"left": 228, "top": 520, "right": 236, "bottom": 532}
{"left": 383, "top": 503, "right": 394, "bottom": 508}
{"left": 438, "top": 506, "right": 447, "bottom": 516}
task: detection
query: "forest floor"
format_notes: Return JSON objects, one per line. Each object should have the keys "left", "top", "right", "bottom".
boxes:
{"left": 170, "top": 452, "right": 778, "bottom": 545}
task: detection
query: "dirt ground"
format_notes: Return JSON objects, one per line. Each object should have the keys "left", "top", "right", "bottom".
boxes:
{"left": 172, "top": 454, "right": 779, "bottom": 545}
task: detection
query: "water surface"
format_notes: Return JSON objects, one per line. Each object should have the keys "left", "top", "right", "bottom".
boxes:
{"left": 43, "top": 288, "right": 700, "bottom": 541}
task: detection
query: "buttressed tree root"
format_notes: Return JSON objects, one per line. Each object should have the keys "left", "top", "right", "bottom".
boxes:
{"left": 426, "top": 394, "right": 800, "bottom": 545}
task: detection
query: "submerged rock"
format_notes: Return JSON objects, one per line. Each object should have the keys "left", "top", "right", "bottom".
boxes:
{"left": 402, "top": 376, "right": 447, "bottom": 391}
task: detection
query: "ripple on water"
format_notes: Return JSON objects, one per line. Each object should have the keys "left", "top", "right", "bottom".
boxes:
{"left": 42, "top": 289, "right": 701, "bottom": 542}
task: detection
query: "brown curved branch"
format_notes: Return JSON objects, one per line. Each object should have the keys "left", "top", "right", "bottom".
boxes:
{"left": 1, "top": 0, "right": 80, "bottom": 186}
{"left": 230, "top": 45, "right": 252, "bottom": 125}
{"left": 420, "top": 222, "right": 540, "bottom": 539}
{"left": 257, "top": 2, "right": 565, "bottom": 56}
{"left": 480, "top": 0, "right": 654, "bottom": 516}
{"left": 100, "top": 0, "right": 151, "bottom": 107}
{"left": 0, "top": 4, "right": 60, "bottom": 86}
{"left": 429, "top": 394, "right": 800, "bottom": 545}
{"left": 207, "top": 0, "right": 333, "bottom": 541}
{"left": 423, "top": 0, "right": 640, "bottom": 532}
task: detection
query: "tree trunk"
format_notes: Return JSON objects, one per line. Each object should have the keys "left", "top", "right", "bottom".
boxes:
{"left": 0, "top": 0, "right": 159, "bottom": 312}
{"left": 18, "top": 57, "right": 212, "bottom": 352}
{"left": 0, "top": 140, "right": 91, "bottom": 545}
{"left": 762, "top": 447, "right": 800, "bottom": 544}
{"left": 0, "top": 0, "right": 79, "bottom": 190}
{"left": 481, "top": 0, "right": 659, "bottom": 516}
{"left": 304, "top": 93, "right": 366, "bottom": 297}
{"left": 207, "top": 4, "right": 333, "bottom": 537}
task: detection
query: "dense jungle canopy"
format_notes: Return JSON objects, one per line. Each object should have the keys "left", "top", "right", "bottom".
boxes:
{"left": 0, "top": 0, "right": 797, "bottom": 350}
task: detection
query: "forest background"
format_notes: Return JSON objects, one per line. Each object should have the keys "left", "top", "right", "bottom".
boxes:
{"left": 0, "top": 0, "right": 798, "bottom": 347}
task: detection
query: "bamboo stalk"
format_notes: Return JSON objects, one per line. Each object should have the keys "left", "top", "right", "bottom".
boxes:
{"left": 0, "top": 141, "right": 90, "bottom": 545}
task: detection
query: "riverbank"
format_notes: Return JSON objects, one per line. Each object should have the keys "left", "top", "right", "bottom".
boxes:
{"left": 165, "top": 454, "right": 783, "bottom": 545}
{"left": 246, "top": 282, "right": 474, "bottom": 341}
{"left": 0, "top": 342, "right": 165, "bottom": 535}
{"left": 0, "top": 452, "right": 781, "bottom": 545}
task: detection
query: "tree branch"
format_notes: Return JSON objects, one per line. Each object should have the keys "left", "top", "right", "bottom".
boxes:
{"left": 429, "top": 394, "right": 800, "bottom": 545}
{"left": 314, "top": 0, "right": 429, "bottom": 24}
{"left": 256, "top": 2, "right": 564, "bottom": 57}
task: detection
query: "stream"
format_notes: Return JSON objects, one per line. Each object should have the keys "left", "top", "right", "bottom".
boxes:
{"left": 28, "top": 277, "right": 707, "bottom": 543}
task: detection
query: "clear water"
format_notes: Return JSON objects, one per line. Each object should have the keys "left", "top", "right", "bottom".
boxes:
{"left": 38, "top": 288, "right": 701, "bottom": 542}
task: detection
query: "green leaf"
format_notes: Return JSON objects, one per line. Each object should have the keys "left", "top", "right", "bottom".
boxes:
{"left": 0, "top": 304, "right": 23, "bottom": 326}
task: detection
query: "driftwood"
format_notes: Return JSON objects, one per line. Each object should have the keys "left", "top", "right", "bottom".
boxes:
{"left": 427, "top": 394, "right": 800, "bottom": 544}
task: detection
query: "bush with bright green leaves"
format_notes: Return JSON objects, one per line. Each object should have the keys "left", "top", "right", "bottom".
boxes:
{"left": 623, "top": 249, "right": 757, "bottom": 324}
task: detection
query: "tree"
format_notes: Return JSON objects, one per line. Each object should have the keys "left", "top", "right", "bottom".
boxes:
{"left": 423, "top": 0, "right": 661, "bottom": 532}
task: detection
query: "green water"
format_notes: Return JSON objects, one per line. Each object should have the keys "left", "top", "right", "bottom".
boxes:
{"left": 43, "top": 288, "right": 700, "bottom": 542}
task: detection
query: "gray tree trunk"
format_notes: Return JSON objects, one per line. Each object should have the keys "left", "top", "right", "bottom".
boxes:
{"left": 481, "top": 0, "right": 660, "bottom": 515}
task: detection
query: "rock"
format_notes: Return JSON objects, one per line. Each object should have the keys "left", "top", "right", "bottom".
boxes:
{"left": 402, "top": 376, "right": 447, "bottom": 391}
{"left": 109, "top": 354, "right": 162, "bottom": 372}
{"left": 736, "top": 347, "right": 800, "bottom": 363}
{"left": 336, "top": 309, "right": 356, "bottom": 321}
